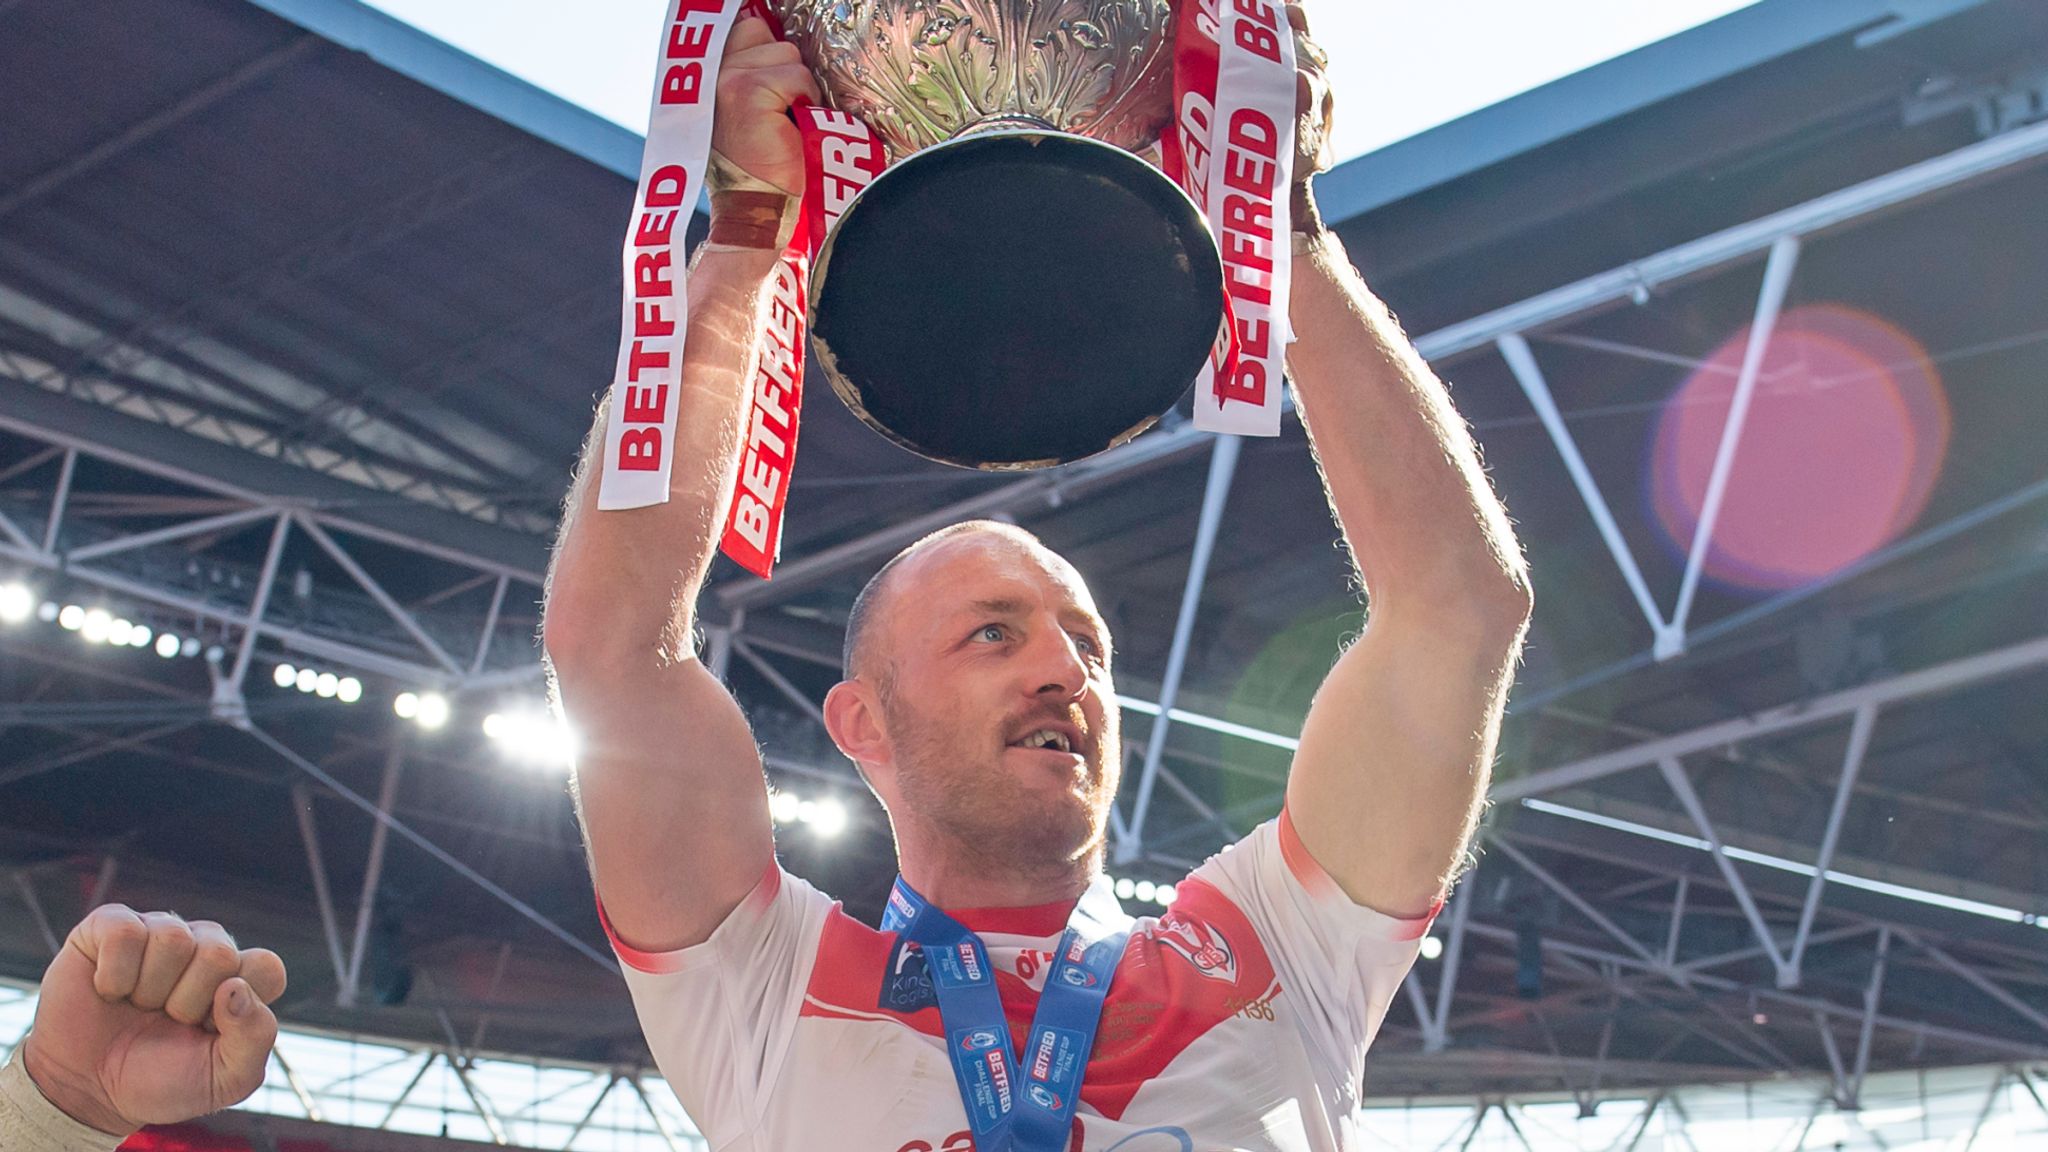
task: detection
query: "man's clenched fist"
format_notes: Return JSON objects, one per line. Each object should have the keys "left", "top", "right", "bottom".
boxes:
{"left": 22, "top": 906, "right": 288, "bottom": 1137}
{"left": 709, "top": 15, "right": 820, "bottom": 197}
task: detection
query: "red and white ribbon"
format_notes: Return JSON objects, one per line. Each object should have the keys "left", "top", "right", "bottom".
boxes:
{"left": 598, "top": 0, "right": 748, "bottom": 511}
{"left": 716, "top": 100, "right": 886, "bottom": 577}
{"left": 1161, "top": 0, "right": 1299, "bottom": 437}
{"left": 607, "top": 0, "right": 1293, "bottom": 575}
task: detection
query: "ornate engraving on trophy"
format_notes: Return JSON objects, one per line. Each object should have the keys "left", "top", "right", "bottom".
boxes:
{"left": 769, "top": 0, "right": 1177, "bottom": 160}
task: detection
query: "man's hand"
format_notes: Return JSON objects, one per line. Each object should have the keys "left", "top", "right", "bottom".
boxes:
{"left": 21, "top": 906, "right": 288, "bottom": 1137}
{"left": 710, "top": 15, "right": 820, "bottom": 197}
{"left": 1287, "top": 3, "right": 1336, "bottom": 232}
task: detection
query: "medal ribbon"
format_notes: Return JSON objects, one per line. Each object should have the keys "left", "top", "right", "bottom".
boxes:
{"left": 883, "top": 876, "right": 1133, "bottom": 1152}
{"left": 1160, "top": 0, "right": 1300, "bottom": 437}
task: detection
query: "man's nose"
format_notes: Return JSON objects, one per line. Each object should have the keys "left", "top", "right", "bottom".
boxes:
{"left": 1024, "top": 623, "right": 1089, "bottom": 701}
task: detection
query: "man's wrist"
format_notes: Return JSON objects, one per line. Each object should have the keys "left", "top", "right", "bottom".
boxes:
{"left": 5, "top": 1041, "right": 131, "bottom": 1149}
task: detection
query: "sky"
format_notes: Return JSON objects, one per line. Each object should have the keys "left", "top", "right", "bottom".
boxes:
{"left": 361, "top": 0, "right": 1763, "bottom": 162}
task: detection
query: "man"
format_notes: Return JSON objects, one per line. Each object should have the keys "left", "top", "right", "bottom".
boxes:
{"left": 2, "top": 907, "right": 287, "bottom": 1151}
{"left": 544, "top": 4, "right": 1530, "bottom": 1149}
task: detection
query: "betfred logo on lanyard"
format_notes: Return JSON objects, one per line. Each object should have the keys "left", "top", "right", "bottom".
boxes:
{"left": 882, "top": 875, "right": 1133, "bottom": 1152}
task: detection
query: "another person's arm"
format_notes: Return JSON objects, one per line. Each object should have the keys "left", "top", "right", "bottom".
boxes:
{"left": 1280, "top": 5, "right": 1534, "bottom": 920}
{"left": 5, "top": 906, "right": 286, "bottom": 1150}
{"left": 543, "top": 17, "right": 817, "bottom": 955}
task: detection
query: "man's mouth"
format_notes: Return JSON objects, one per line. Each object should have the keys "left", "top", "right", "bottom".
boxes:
{"left": 1009, "top": 727, "right": 1078, "bottom": 754}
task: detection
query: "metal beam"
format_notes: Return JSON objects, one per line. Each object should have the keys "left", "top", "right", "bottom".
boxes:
{"left": 732, "top": 640, "right": 828, "bottom": 732}
{"left": 10, "top": 872, "right": 61, "bottom": 955}
{"left": 340, "top": 741, "right": 405, "bottom": 1009}
{"left": 1496, "top": 632, "right": 2048, "bottom": 800}
{"left": 1787, "top": 704, "right": 1880, "bottom": 985}
{"left": 469, "top": 575, "right": 510, "bottom": 676}
{"left": 1849, "top": 927, "right": 1890, "bottom": 1108}
{"left": 296, "top": 515, "right": 463, "bottom": 675}
{"left": 222, "top": 514, "right": 292, "bottom": 707}
{"left": 1120, "top": 434, "right": 1242, "bottom": 862}
{"left": 1420, "top": 117, "right": 2048, "bottom": 361}
{"left": 1428, "top": 888, "right": 1471, "bottom": 1053}
{"left": 1663, "top": 235, "right": 1801, "bottom": 659}
{"left": 1497, "top": 334, "right": 1669, "bottom": 642}
{"left": 1658, "top": 757, "right": 1791, "bottom": 981}
{"left": 1492, "top": 837, "right": 1666, "bottom": 971}
{"left": 65, "top": 505, "right": 276, "bottom": 564}
{"left": 1663, "top": 874, "right": 1690, "bottom": 967}
{"left": 244, "top": 722, "right": 620, "bottom": 973}
{"left": 39, "top": 449, "right": 74, "bottom": 555}
{"left": 290, "top": 783, "right": 350, "bottom": 992}
{"left": 1909, "top": 933, "right": 2048, "bottom": 1038}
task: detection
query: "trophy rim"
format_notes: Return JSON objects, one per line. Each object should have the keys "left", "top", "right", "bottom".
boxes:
{"left": 809, "top": 128, "right": 1223, "bottom": 472}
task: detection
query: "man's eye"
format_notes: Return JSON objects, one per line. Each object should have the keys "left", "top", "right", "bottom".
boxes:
{"left": 1071, "top": 633, "right": 1099, "bottom": 657}
{"left": 976, "top": 624, "right": 1006, "bottom": 643}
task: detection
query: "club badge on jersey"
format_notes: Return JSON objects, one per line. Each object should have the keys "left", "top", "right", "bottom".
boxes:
{"left": 882, "top": 876, "right": 1134, "bottom": 1152}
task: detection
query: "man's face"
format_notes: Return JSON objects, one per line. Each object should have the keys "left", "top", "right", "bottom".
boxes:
{"left": 868, "top": 534, "right": 1122, "bottom": 873}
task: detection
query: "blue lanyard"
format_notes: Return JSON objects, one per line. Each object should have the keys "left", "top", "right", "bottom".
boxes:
{"left": 882, "top": 875, "right": 1132, "bottom": 1152}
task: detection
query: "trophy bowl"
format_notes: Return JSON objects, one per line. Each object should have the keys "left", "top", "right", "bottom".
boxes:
{"left": 770, "top": 0, "right": 1225, "bottom": 470}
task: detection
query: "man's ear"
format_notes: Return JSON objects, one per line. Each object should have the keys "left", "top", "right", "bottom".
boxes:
{"left": 824, "top": 680, "right": 889, "bottom": 772}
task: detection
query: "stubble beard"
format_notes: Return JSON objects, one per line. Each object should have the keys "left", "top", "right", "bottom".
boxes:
{"left": 884, "top": 692, "right": 1121, "bottom": 885}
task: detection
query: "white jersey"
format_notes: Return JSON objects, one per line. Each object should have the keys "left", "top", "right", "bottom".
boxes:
{"left": 606, "top": 812, "right": 1432, "bottom": 1152}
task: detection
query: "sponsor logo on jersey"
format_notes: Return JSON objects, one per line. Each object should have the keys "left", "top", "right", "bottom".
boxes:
{"left": 879, "top": 939, "right": 937, "bottom": 1012}
{"left": 957, "top": 940, "right": 984, "bottom": 982}
{"left": 960, "top": 1028, "right": 1003, "bottom": 1052}
{"left": 1155, "top": 912, "right": 1239, "bottom": 984}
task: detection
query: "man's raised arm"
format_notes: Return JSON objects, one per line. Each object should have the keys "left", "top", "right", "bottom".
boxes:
{"left": 544, "top": 17, "right": 817, "bottom": 955}
{"left": 1280, "top": 5, "right": 1533, "bottom": 920}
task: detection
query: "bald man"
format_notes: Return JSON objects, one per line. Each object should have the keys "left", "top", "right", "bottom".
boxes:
{"left": 544, "top": 7, "right": 1530, "bottom": 1150}
{"left": 3, "top": 907, "right": 286, "bottom": 1151}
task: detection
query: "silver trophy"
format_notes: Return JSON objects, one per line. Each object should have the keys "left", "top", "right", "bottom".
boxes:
{"left": 770, "top": 0, "right": 1224, "bottom": 470}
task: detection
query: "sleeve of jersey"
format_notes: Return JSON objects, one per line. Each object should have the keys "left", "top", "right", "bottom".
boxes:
{"left": 1190, "top": 809, "right": 1437, "bottom": 1075}
{"left": 598, "top": 866, "right": 833, "bottom": 1148}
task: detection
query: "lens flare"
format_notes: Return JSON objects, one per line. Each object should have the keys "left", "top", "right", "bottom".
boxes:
{"left": 1650, "top": 305, "right": 1950, "bottom": 591}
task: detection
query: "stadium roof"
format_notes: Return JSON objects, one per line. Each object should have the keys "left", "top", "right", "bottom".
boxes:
{"left": 3, "top": 0, "right": 2046, "bottom": 1106}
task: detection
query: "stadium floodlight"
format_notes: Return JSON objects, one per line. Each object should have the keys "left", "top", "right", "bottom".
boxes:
{"left": 295, "top": 668, "right": 318, "bottom": 693}
{"left": 481, "top": 707, "right": 575, "bottom": 770}
{"left": 181, "top": 637, "right": 201, "bottom": 658}
{"left": 1418, "top": 936, "right": 1443, "bottom": 962}
{"left": 315, "top": 672, "right": 339, "bottom": 698}
{"left": 154, "top": 633, "right": 181, "bottom": 659}
{"left": 393, "top": 692, "right": 420, "bottom": 720}
{"left": 107, "top": 618, "right": 134, "bottom": 647}
{"left": 768, "top": 791, "right": 802, "bottom": 824}
{"left": 336, "top": 677, "right": 362, "bottom": 704}
{"left": 1134, "top": 880, "right": 1157, "bottom": 903}
{"left": 809, "top": 798, "right": 849, "bottom": 838}
{"left": 1155, "top": 884, "right": 1177, "bottom": 906}
{"left": 126, "top": 624, "right": 152, "bottom": 649}
{"left": 0, "top": 583, "right": 32, "bottom": 625}
{"left": 274, "top": 664, "right": 297, "bottom": 688}
{"left": 413, "top": 692, "right": 451, "bottom": 730}
{"left": 1114, "top": 877, "right": 1136, "bottom": 900}
{"left": 36, "top": 601, "right": 58, "bottom": 623}
{"left": 58, "top": 604, "right": 84, "bottom": 631}
{"left": 80, "top": 609, "right": 112, "bottom": 644}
